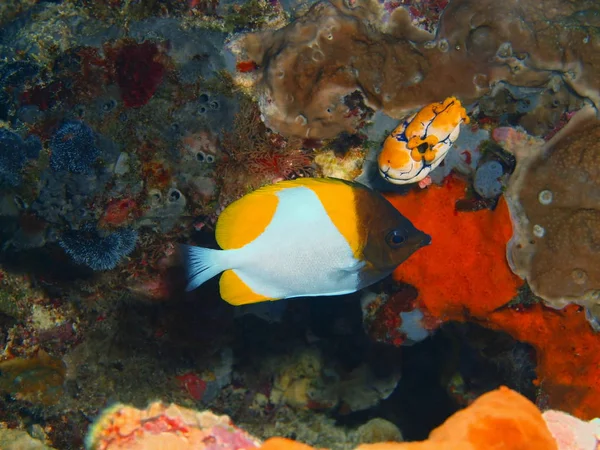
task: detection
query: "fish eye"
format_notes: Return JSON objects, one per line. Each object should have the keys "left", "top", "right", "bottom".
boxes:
{"left": 386, "top": 229, "right": 407, "bottom": 248}
{"left": 206, "top": 154, "right": 215, "bottom": 164}
{"left": 197, "top": 151, "right": 206, "bottom": 162}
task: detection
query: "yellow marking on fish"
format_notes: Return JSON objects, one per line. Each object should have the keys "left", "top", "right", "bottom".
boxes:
{"left": 220, "top": 269, "right": 273, "bottom": 305}
{"left": 216, "top": 189, "right": 279, "bottom": 250}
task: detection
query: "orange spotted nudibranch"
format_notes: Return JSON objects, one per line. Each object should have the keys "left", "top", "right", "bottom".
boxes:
{"left": 378, "top": 97, "right": 470, "bottom": 184}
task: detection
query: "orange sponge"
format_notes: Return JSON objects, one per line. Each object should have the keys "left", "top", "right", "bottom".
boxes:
{"left": 385, "top": 176, "right": 523, "bottom": 321}
{"left": 260, "top": 388, "right": 557, "bottom": 450}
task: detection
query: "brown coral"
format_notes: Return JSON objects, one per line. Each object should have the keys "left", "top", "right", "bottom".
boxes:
{"left": 231, "top": 0, "right": 600, "bottom": 139}
{"left": 503, "top": 110, "right": 600, "bottom": 309}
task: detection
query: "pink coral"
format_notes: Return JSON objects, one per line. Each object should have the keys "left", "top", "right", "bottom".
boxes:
{"left": 86, "top": 402, "right": 261, "bottom": 450}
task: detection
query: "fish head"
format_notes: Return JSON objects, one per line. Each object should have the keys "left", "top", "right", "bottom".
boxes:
{"left": 358, "top": 190, "right": 431, "bottom": 277}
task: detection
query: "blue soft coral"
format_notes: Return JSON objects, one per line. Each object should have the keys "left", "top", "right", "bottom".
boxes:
{"left": 0, "top": 129, "right": 40, "bottom": 187}
{"left": 59, "top": 226, "right": 138, "bottom": 271}
{"left": 50, "top": 121, "right": 100, "bottom": 173}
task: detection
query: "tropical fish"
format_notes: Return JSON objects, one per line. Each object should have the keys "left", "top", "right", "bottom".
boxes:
{"left": 378, "top": 97, "right": 470, "bottom": 185}
{"left": 183, "top": 177, "right": 430, "bottom": 305}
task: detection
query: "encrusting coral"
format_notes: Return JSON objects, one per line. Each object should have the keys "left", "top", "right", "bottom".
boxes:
{"left": 230, "top": 0, "right": 600, "bottom": 140}
{"left": 85, "top": 388, "right": 570, "bottom": 450}
{"left": 260, "top": 387, "right": 559, "bottom": 450}
{"left": 500, "top": 112, "right": 600, "bottom": 311}
{"left": 384, "top": 175, "right": 600, "bottom": 418}
{"left": 484, "top": 304, "right": 600, "bottom": 420}
{"left": 85, "top": 402, "right": 262, "bottom": 450}
{"left": 387, "top": 176, "right": 523, "bottom": 320}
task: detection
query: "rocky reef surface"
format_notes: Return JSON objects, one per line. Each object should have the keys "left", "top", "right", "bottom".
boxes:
{"left": 0, "top": 0, "right": 600, "bottom": 449}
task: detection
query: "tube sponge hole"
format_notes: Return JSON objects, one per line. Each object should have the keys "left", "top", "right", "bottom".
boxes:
{"left": 50, "top": 121, "right": 100, "bottom": 174}
{"left": 59, "top": 226, "right": 138, "bottom": 271}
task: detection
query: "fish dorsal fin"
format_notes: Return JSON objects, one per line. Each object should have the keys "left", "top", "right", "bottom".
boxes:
{"left": 215, "top": 186, "right": 280, "bottom": 250}
{"left": 220, "top": 269, "right": 273, "bottom": 305}
{"left": 215, "top": 178, "right": 363, "bottom": 256}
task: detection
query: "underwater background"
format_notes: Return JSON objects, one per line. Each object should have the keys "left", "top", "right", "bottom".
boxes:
{"left": 0, "top": 0, "right": 599, "bottom": 448}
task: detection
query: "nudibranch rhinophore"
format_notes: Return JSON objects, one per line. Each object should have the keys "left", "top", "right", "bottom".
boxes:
{"left": 378, "top": 97, "right": 470, "bottom": 185}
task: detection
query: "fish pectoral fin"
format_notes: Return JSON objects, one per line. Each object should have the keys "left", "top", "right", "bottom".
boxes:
{"left": 219, "top": 269, "right": 275, "bottom": 306}
{"left": 340, "top": 259, "right": 366, "bottom": 272}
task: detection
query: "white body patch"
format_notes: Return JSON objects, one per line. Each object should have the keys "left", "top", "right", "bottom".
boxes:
{"left": 229, "top": 186, "right": 363, "bottom": 299}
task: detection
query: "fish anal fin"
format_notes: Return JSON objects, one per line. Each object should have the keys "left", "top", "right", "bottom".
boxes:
{"left": 219, "top": 269, "right": 274, "bottom": 305}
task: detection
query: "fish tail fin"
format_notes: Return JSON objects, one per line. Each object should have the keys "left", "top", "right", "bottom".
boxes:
{"left": 181, "top": 244, "right": 231, "bottom": 292}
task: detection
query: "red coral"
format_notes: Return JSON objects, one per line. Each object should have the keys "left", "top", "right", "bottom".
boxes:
{"left": 236, "top": 60, "right": 258, "bottom": 73}
{"left": 115, "top": 42, "right": 165, "bottom": 108}
{"left": 100, "top": 198, "right": 137, "bottom": 227}
{"left": 176, "top": 373, "right": 207, "bottom": 401}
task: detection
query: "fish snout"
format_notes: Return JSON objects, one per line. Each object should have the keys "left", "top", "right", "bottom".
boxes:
{"left": 420, "top": 231, "right": 432, "bottom": 246}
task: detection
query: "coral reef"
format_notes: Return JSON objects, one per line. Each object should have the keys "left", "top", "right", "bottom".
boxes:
{"left": 49, "top": 121, "right": 100, "bottom": 174}
{"left": 86, "top": 403, "right": 261, "bottom": 450}
{"left": 231, "top": 0, "right": 600, "bottom": 139}
{"left": 215, "top": 99, "right": 313, "bottom": 207}
{"left": 260, "top": 387, "right": 560, "bottom": 450}
{"left": 0, "top": 350, "right": 66, "bottom": 406}
{"left": 114, "top": 41, "right": 166, "bottom": 109}
{"left": 2, "top": 0, "right": 600, "bottom": 447}
{"left": 387, "top": 176, "right": 523, "bottom": 320}
{"left": 380, "top": 175, "right": 600, "bottom": 418}
{"left": 58, "top": 226, "right": 138, "bottom": 271}
{"left": 83, "top": 387, "right": 576, "bottom": 450}
{"left": 0, "top": 129, "right": 40, "bottom": 187}
{"left": 501, "top": 115, "right": 600, "bottom": 310}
